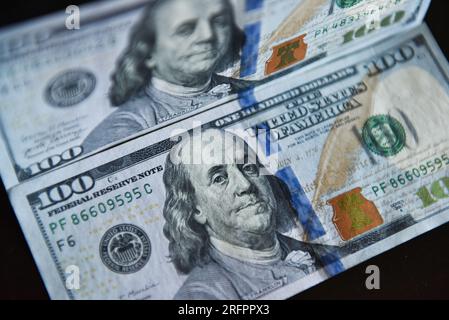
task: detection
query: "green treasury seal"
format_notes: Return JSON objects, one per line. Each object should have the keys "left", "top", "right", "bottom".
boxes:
{"left": 336, "top": 0, "right": 363, "bottom": 9}
{"left": 362, "top": 115, "right": 406, "bottom": 157}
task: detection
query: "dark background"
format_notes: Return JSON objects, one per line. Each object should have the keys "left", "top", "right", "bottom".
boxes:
{"left": 0, "top": 1, "right": 448, "bottom": 300}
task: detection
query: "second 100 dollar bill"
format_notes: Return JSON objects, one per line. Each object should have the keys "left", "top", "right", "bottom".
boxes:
{"left": 0, "top": 0, "right": 431, "bottom": 189}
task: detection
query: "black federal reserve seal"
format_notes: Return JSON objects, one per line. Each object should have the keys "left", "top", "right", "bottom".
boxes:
{"left": 100, "top": 224, "right": 151, "bottom": 274}
{"left": 45, "top": 69, "right": 96, "bottom": 107}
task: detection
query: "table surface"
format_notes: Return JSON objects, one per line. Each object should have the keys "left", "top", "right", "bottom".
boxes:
{"left": 0, "top": 0, "right": 448, "bottom": 300}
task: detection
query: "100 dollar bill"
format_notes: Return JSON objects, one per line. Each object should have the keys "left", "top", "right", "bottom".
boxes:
{"left": 8, "top": 23, "right": 449, "bottom": 299}
{"left": 0, "top": 0, "right": 430, "bottom": 189}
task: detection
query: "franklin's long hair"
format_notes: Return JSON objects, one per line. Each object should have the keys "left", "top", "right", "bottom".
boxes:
{"left": 109, "top": 0, "right": 246, "bottom": 106}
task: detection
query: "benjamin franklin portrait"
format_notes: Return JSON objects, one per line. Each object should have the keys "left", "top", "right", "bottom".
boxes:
{"left": 82, "top": 0, "right": 252, "bottom": 153}
{"left": 162, "top": 128, "right": 345, "bottom": 299}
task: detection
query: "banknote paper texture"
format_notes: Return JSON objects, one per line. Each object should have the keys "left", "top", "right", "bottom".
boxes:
{"left": 8, "top": 23, "right": 449, "bottom": 299}
{"left": 0, "top": 0, "right": 430, "bottom": 189}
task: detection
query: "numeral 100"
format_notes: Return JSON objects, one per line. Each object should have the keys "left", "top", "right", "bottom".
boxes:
{"left": 37, "top": 175, "right": 94, "bottom": 209}
{"left": 26, "top": 146, "right": 83, "bottom": 177}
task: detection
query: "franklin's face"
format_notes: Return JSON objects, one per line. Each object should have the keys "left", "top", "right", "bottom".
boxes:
{"left": 178, "top": 130, "right": 277, "bottom": 247}
{"left": 147, "top": 0, "right": 233, "bottom": 86}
